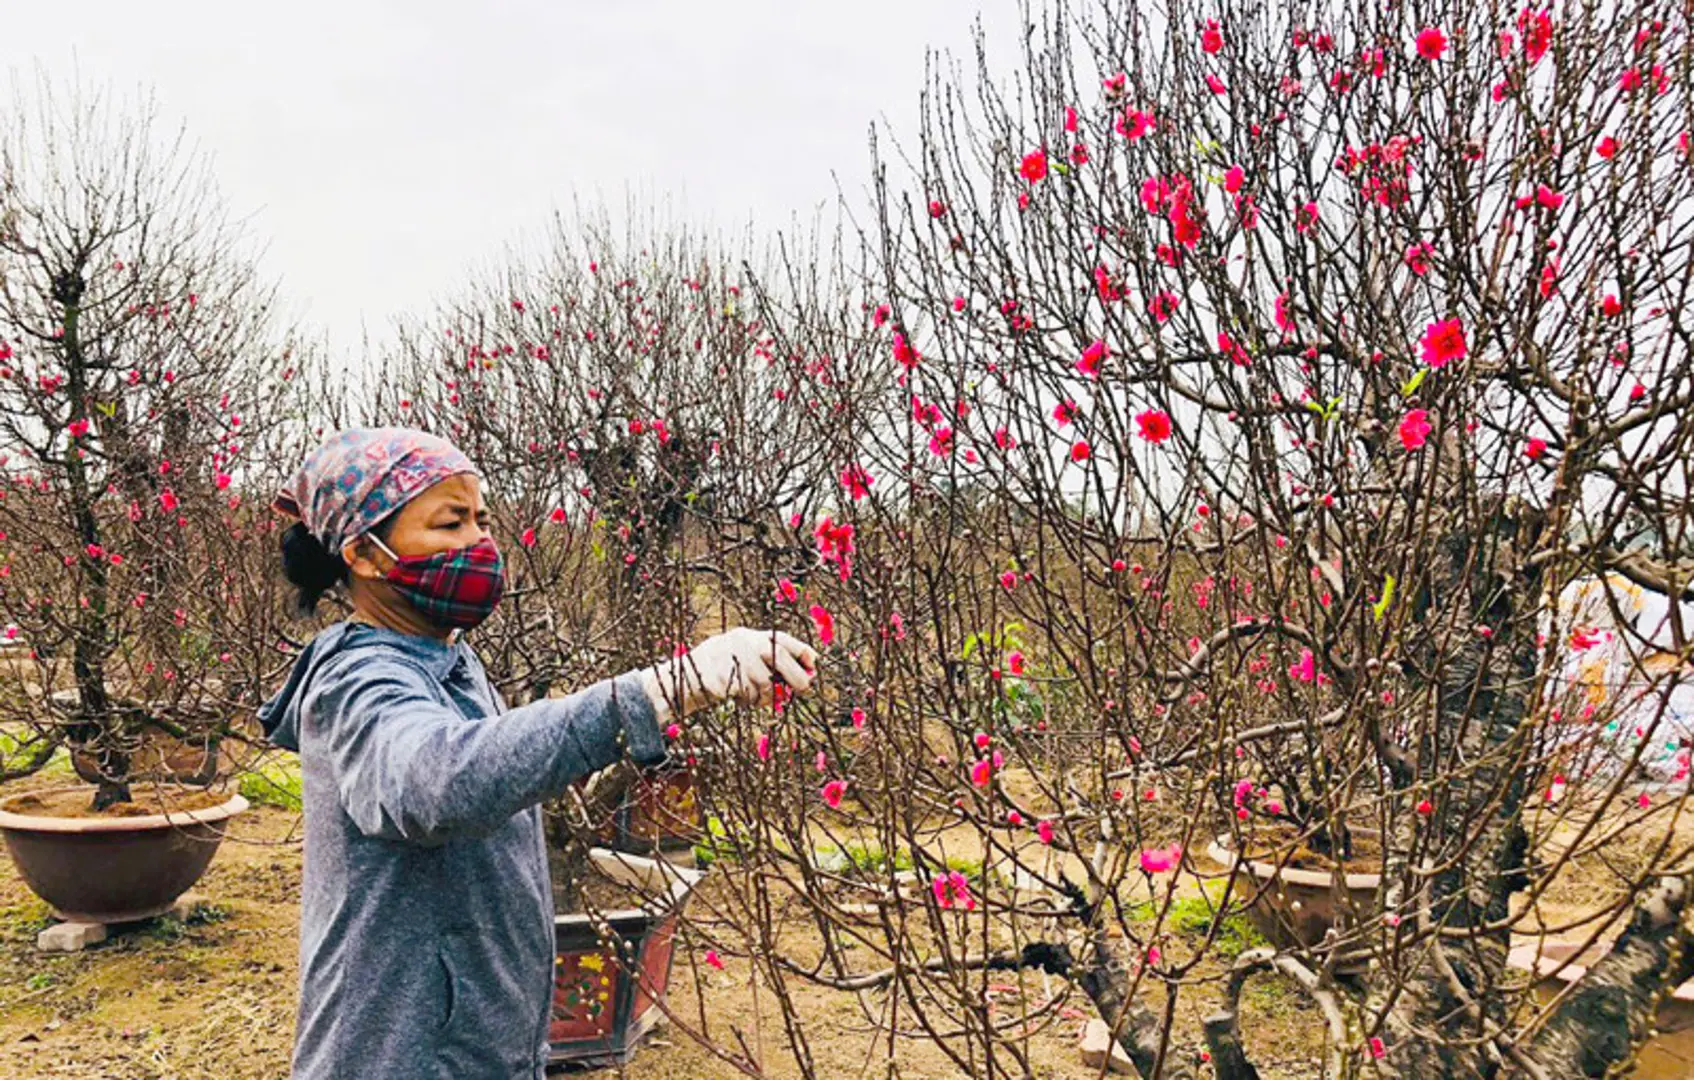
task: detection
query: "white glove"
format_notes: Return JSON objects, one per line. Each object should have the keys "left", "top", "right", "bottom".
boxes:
{"left": 638, "top": 627, "right": 819, "bottom": 723}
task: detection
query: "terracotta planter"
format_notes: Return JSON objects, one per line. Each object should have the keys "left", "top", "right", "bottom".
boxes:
{"left": 1508, "top": 940, "right": 1694, "bottom": 1079}
{"left": 1208, "top": 833, "right": 1381, "bottom": 962}
{"left": 0, "top": 787, "right": 248, "bottom": 923}
{"left": 549, "top": 849, "right": 703, "bottom": 1068}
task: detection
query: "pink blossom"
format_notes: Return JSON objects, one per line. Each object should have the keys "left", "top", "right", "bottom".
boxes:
{"left": 1077, "top": 339, "right": 1107, "bottom": 378}
{"left": 1525, "top": 437, "right": 1547, "bottom": 460}
{"left": 1223, "top": 165, "right": 1245, "bottom": 193}
{"left": 704, "top": 949, "right": 725, "bottom": 970}
{"left": 1138, "top": 844, "right": 1182, "bottom": 874}
{"left": 519, "top": 527, "right": 537, "bottom": 548}
{"left": 851, "top": 707, "right": 867, "bottom": 729}
{"left": 1205, "top": 74, "right": 1227, "bottom": 95}
{"left": 756, "top": 732, "right": 772, "bottom": 761}
{"left": 1149, "top": 292, "right": 1180, "bottom": 323}
{"left": 1420, "top": 319, "right": 1467, "bottom": 367}
{"left": 1007, "top": 650, "right": 1025, "bottom": 676}
{"left": 1404, "top": 241, "right": 1434, "bottom": 275}
{"left": 1069, "top": 440, "right": 1092, "bottom": 463}
{"left": 809, "top": 603, "right": 836, "bottom": 645}
{"left": 775, "top": 578, "right": 798, "bottom": 603}
{"left": 1019, "top": 149, "right": 1048, "bottom": 183}
{"left": 821, "top": 779, "right": 848, "bottom": 808}
{"left": 1000, "top": 570, "right": 1017, "bottom": 591}
{"left": 932, "top": 871, "right": 975, "bottom": 910}
{"left": 67, "top": 418, "right": 90, "bottom": 438}
{"left": 1201, "top": 19, "right": 1223, "bottom": 54}
{"left": 1037, "top": 820, "right": 1055, "bottom": 844}
{"left": 1400, "top": 409, "right": 1432, "bottom": 450}
{"left": 1136, "top": 410, "right": 1173, "bottom": 443}
{"left": 1416, "top": 27, "right": 1448, "bottom": 60}
{"left": 1520, "top": 9, "right": 1552, "bottom": 64}
{"left": 159, "top": 489, "right": 179, "bottom": 513}
{"left": 1289, "top": 648, "right": 1318, "bottom": 683}
{"left": 840, "top": 463, "right": 874, "bottom": 500}
{"left": 892, "top": 332, "right": 921, "bottom": 370}
{"left": 1117, "top": 108, "right": 1156, "bottom": 141}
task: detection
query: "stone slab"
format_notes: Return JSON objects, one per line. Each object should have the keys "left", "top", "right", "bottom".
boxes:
{"left": 1080, "top": 1019, "right": 1136, "bottom": 1075}
{"left": 37, "top": 921, "right": 107, "bottom": 953}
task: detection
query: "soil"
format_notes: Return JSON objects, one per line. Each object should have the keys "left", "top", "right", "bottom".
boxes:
{"left": 0, "top": 786, "right": 236, "bottom": 819}
{"left": 0, "top": 801, "right": 1330, "bottom": 1079}
{"left": 1242, "top": 824, "right": 1383, "bottom": 872}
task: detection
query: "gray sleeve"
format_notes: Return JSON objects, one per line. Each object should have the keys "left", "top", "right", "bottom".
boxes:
{"left": 303, "top": 655, "right": 665, "bottom": 845}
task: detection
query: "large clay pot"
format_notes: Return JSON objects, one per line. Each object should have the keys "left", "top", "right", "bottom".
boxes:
{"left": 0, "top": 786, "right": 248, "bottom": 923}
{"left": 550, "top": 849, "right": 703, "bottom": 1068}
{"left": 1208, "top": 833, "right": 1381, "bottom": 964}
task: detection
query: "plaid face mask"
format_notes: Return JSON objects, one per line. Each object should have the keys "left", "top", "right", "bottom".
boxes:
{"left": 367, "top": 534, "right": 506, "bottom": 630}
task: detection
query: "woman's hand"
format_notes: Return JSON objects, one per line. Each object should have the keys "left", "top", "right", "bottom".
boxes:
{"left": 638, "top": 627, "right": 819, "bottom": 722}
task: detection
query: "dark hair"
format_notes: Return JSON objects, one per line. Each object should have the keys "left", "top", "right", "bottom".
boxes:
{"left": 280, "top": 516, "right": 397, "bottom": 618}
{"left": 280, "top": 523, "right": 349, "bottom": 618}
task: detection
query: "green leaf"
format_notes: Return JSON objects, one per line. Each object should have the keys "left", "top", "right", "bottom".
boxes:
{"left": 1401, "top": 369, "right": 1428, "bottom": 398}
{"left": 1373, "top": 575, "right": 1397, "bottom": 622}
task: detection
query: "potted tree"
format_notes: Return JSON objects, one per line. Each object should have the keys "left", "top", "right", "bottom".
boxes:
{"left": 0, "top": 83, "right": 309, "bottom": 925}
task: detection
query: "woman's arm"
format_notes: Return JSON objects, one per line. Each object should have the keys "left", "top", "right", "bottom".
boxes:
{"left": 303, "top": 654, "right": 664, "bottom": 845}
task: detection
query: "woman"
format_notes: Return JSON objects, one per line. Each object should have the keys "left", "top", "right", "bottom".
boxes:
{"left": 257, "top": 428, "right": 817, "bottom": 1079}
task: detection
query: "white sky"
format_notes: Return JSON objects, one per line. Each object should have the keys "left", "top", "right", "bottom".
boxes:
{"left": 3, "top": 0, "right": 1017, "bottom": 354}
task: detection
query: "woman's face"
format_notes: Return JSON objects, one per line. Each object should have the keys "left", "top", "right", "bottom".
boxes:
{"left": 342, "top": 472, "right": 490, "bottom": 578}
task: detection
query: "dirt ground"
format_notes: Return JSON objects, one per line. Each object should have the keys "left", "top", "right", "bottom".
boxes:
{"left": 0, "top": 797, "right": 1332, "bottom": 1080}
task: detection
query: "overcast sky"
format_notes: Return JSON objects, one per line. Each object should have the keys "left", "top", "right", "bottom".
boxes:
{"left": 3, "top": 1, "right": 1019, "bottom": 353}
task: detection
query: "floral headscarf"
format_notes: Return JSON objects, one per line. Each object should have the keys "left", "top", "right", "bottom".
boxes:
{"left": 273, "top": 428, "right": 479, "bottom": 555}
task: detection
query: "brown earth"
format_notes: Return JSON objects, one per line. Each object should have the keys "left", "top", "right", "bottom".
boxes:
{"left": 0, "top": 786, "right": 235, "bottom": 819}
{"left": 0, "top": 798, "right": 1328, "bottom": 1080}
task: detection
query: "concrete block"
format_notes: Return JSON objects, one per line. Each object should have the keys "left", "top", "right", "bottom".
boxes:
{"left": 37, "top": 921, "right": 107, "bottom": 953}
{"left": 1080, "top": 1019, "right": 1136, "bottom": 1075}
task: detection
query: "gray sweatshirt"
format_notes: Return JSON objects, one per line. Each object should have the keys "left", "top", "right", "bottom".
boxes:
{"left": 258, "top": 621, "right": 664, "bottom": 1079}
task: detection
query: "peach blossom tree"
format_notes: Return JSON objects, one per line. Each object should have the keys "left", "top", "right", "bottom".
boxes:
{"left": 0, "top": 82, "right": 317, "bottom": 809}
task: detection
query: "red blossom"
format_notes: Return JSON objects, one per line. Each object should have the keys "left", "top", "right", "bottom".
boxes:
{"left": 1201, "top": 20, "right": 1223, "bottom": 54}
{"left": 1415, "top": 27, "right": 1448, "bottom": 60}
{"left": 1018, "top": 149, "right": 1049, "bottom": 183}
{"left": 1420, "top": 319, "right": 1467, "bottom": 367}
{"left": 840, "top": 463, "right": 874, "bottom": 500}
{"left": 1400, "top": 408, "right": 1432, "bottom": 450}
{"left": 1136, "top": 410, "right": 1173, "bottom": 443}
{"left": 892, "top": 332, "right": 921, "bottom": 370}
{"left": 1077, "top": 339, "right": 1107, "bottom": 378}
{"left": 809, "top": 603, "right": 836, "bottom": 645}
